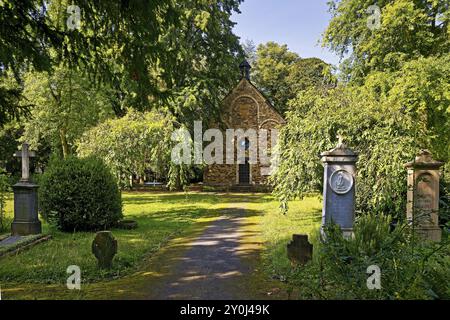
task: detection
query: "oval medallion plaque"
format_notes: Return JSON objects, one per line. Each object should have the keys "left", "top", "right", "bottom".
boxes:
{"left": 330, "top": 170, "right": 353, "bottom": 195}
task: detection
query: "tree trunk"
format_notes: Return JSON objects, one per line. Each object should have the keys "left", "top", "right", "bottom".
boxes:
{"left": 59, "top": 128, "right": 69, "bottom": 159}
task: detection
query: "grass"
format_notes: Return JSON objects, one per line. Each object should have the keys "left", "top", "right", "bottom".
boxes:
{"left": 0, "top": 191, "right": 323, "bottom": 299}
{"left": 0, "top": 192, "right": 232, "bottom": 284}
{"left": 243, "top": 194, "right": 322, "bottom": 281}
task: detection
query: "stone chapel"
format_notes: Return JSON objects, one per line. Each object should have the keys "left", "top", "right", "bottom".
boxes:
{"left": 203, "top": 60, "right": 285, "bottom": 189}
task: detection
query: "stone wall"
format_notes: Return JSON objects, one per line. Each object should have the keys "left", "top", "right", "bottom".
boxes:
{"left": 204, "top": 78, "right": 285, "bottom": 186}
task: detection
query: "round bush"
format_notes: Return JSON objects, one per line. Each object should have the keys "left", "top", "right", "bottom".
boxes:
{"left": 39, "top": 156, "right": 122, "bottom": 232}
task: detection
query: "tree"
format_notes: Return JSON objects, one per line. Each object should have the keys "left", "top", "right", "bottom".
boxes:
{"left": 21, "top": 65, "right": 114, "bottom": 158}
{"left": 0, "top": 0, "right": 245, "bottom": 126}
{"left": 77, "top": 110, "right": 175, "bottom": 188}
{"left": 0, "top": 0, "right": 168, "bottom": 122}
{"left": 287, "top": 58, "right": 336, "bottom": 100}
{"left": 364, "top": 54, "right": 450, "bottom": 161}
{"left": 156, "top": 0, "right": 245, "bottom": 127}
{"left": 252, "top": 42, "right": 300, "bottom": 112}
{"left": 323, "top": 0, "right": 449, "bottom": 82}
{"left": 0, "top": 122, "right": 23, "bottom": 175}
{"left": 271, "top": 54, "right": 450, "bottom": 217}
{"left": 0, "top": 74, "right": 31, "bottom": 127}
{"left": 251, "top": 42, "right": 334, "bottom": 114}
{"left": 272, "top": 86, "right": 415, "bottom": 216}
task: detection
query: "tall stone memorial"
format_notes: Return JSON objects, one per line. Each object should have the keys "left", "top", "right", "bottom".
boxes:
{"left": 320, "top": 137, "right": 358, "bottom": 238}
{"left": 11, "top": 143, "right": 41, "bottom": 236}
{"left": 405, "top": 150, "right": 443, "bottom": 242}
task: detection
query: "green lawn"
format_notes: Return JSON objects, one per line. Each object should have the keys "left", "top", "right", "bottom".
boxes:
{"left": 0, "top": 192, "right": 234, "bottom": 283}
{"left": 0, "top": 191, "right": 322, "bottom": 297}
{"left": 243, "top": 194, "right": 322, "bottom": 280}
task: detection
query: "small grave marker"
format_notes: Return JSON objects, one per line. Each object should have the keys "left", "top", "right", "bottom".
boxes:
{"left": 287, "top": 234, "right": 313, "bottom": 266}
{"left": 92, "top": 231, "right": 118, "bottom": 269}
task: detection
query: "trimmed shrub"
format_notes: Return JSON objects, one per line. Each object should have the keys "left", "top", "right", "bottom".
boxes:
{"left": 39, "top": 156, "right": 122, "bottom": 232}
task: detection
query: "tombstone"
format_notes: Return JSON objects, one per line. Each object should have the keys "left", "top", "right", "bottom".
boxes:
{"left": 287, "top": 234, "right": 313, "bottom": 266}
{"left": 11, "top": 143, "right": 41, "bottom": 236}
{"left": 405, "top": 150, "right": 444, "bottom": 242}
{"left": 320, "top": 136, "right": 358, "bottom": 238}
{"left": 92, "top": 231, "right": 118, "bottom": 269}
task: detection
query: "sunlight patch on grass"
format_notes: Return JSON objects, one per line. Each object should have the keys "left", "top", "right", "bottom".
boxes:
{"left": 0, "top": 192, "right": 322, "bottom": 300}
{"left": 250, "top": 195, "right": 322, "bottom": 280}
{"left": 0, "top": 192, "right": 229, "bottom": 285}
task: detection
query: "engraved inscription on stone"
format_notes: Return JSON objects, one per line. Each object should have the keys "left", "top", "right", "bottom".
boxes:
{"left": 415, "top": 173, "right": 435, "bottom": 225}
{"left": 330, "top": 170, "right": 353, "bottom": 195}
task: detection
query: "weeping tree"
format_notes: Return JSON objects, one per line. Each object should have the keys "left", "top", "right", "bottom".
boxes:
{"left": 272, "top": 54, "right": 450, "bottom": 218}
{"left": 77, "top": 109, "right": 192, "bottom": 189}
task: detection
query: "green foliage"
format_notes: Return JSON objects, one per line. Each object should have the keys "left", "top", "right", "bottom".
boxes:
{"left": 0, "top": 122, "right": 23, "bottom": 172}
{"left": 167, "top": 162, "right": 194, "bottom": 191}
{"left": 252, "top": 42, "right": 300, "bottom": 113}
{"left": 0, "top": 0, "right": 244, "bottom": 127}
{"left": 21, "top": 65, "right": 115, "bottom": 158}
{"left": 440, "top": 176, "right": 450, "bottom": 229}
{"left": 0, "top": 168, "right": 10, "bottom": 232}
{"left": 272, "top": 87, "right": 412, "bottom": 216}
{"left": 323, "top": 0, "right": 449, "bottom": 82}
{"left": 290, "top": 214, "right": 450, "bottom": 299}
{"left": 272, "top": 54, "right": 450, "bottom": 218}
{"left": 159, "top": 0, "right": 245, "bottom": 125}
{"left": 77, "top": 109, "right": 175, "bottom": 188}
{"left": 252, "top": 42, "right": 335, "bottom": 114}
{"left": 0, "top": 72, "right": 31, "bottom": 127}
{"left": 39, "top": 156, "right": 122, "bottom": 232}
{"left": 374, "top": 54, "right": 450, "bottom": 160}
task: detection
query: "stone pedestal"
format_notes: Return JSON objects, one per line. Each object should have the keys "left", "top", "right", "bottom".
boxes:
{"left": 405, "top": 150, "right": 443, "bottom": 242}
{"left": 320, "top": 141, "right": 358, "bottom": 238}
{"left": 11, "top": 182, "right": 41, "bottom": 236}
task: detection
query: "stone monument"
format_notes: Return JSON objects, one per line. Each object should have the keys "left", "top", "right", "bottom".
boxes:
{"left": 11, "top": 142, "right": 41, "bottom": 236}
{"left": 92, "top": 231, "right": 118, "bottom": 269}
{"left": 405, "top": 150, "right": 444, "bottom": 242}
{"left": 320, "top": 136, "right": 358, "bottom": 238}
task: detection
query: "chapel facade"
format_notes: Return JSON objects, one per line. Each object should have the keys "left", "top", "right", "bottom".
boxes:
{"left": 203, "top": 60, "right": 285, "bottom": 189}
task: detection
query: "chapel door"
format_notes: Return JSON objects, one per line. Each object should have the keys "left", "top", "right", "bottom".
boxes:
{"left": 239, "top": 157, "right": 250, "bottom": 184}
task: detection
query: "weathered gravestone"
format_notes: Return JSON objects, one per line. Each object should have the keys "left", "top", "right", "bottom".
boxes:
{"left": 92, "top": 231, "right": 118, "bottom": 269}
{"left": 405, "top": 150, "right": 444, "bottom": 242}
{"left": 287, "top": 234, "right": 313, "bottom": 266}
{"left": 320, "top": 136, "right": 358, "bottom": 238}
{"left": 11, "top": 143, "right": 41, "bottom": 236}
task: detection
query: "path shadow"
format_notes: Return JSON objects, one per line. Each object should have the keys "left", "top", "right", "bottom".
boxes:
{"left": 132, "top": 206, "right": 265, "bottom": 300}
